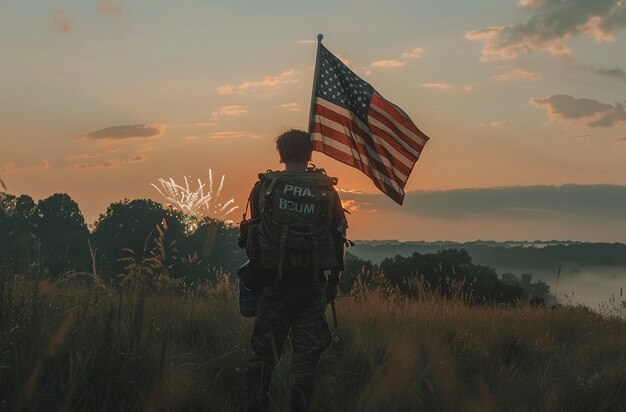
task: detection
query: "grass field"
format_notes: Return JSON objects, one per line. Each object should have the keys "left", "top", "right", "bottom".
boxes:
{"left": 1, "top": 268, "right": 625, "bottom": 411}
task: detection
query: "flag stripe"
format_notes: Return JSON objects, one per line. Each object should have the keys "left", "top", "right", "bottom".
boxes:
{"left": 314, "top": 99, "right": 414, "bottom": 177}
{"left": 311, "top": 136, "right": 403, "bottom": 193}
{"left": 368, "top": 123, "right": 424, "bottom": 170}
{"left": 312, "top": 135, "right": 405, "bottom": 202}
{"left": 367, "top": 116, "right": 421, "bottom": 158}
{"left": 312, "top": 135, "right": 359, "bottom": 167}
{"left": 369, "top": 105, "right": 427, "bottom": 150}
{"left": 371, "top": 93, "right": 430, "bottom": 146}
{"left": 312, "top": 139, "right": 404, "bottom": 204}
{"left": 316, "top": 98, "right": 416, "bottom": 170}
{"left": 313, "top": 116, "right": 409, "bottom": 184}
{"left": 370, "top": 127, "right": 422, "bottom": 185}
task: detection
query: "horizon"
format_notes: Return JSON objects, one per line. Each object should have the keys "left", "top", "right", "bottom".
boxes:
{"left": 2, "top": 0, "right": 626, "bottom": 241}
{"left": 4, "top": 182, "right": 626, "bottom": 243}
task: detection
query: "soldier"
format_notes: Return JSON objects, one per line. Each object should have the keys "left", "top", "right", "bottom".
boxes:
{"left": 242, "top": 129, "right": 347, "bottom": 412}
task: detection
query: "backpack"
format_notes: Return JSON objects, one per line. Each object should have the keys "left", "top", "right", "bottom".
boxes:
{"left": 241, "top": 167, "right": 339, "bottom": 278}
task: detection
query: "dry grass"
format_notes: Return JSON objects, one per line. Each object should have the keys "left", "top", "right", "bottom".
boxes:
{"left": 0, "top": 267, "right": 625, "bottom": 411}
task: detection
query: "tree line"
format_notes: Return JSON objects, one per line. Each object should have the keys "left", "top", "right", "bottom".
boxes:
{"left": 350, "top": 240, "right": 626, "bottom": 271}
{"left": 0, "top": 192, "right": 549, "bottom": 303}
{"left": 341, "top": 250, "right": 551, "bottom": 304}
{"left": 0, "top": 192, "right": 243, "bottom": 283}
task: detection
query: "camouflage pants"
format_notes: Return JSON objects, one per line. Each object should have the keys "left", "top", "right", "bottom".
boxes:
{"left": 245, "top": 275, "right": 332, "bottom": 411}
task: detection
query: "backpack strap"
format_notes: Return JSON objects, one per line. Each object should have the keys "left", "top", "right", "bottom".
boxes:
{"left": 265, "top": 175, "right": 280, "bottom": 196}
{"left": 277, "top": 218, "right": 289, "bottom": 279}
{"left": 312, "top": 178, "right": 334, "bottom": 222}
{"left": 310, "top": 222, "right": 321, "bottom": 279}
{"left": 319, "top": 184, "right": 330, "bottom": 221}
{"left": 262, "top": 174, "right": 281, "bottom": 215}
{"left": 242, "top": 187, "right": 253, "bottom": 222}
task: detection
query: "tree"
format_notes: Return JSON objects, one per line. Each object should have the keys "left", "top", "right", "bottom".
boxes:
{"left": 0, "top": 193, "right": 17, "bottom": 264}
{"left": 379, "top": 249, "right": 524, "bottom": 303}
{"left": 174, "top": 218, "right": 245, "bottom": 282}
{"left": 501, "top": 272, "right": 552, "bottom": 301}
{"left": 0, "top": 194, "right": 41, "bottom": 271}
{"left": 37, "top": 193, "right": 90, "bottom": 277}
{"left": 340, "top": 251, "right": 377, "bottom": 293}
{"left": 9, "top": 195, "right": 39, "bottom": 269}
{"left": 91, "top": 199, "right": 186, "bottom": 279}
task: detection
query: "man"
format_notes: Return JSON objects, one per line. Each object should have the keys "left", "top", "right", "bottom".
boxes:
{"left": 243, "top": 129, "right": 347, "bottom": 412}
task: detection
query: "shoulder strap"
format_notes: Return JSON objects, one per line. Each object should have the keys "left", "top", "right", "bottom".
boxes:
{"left": 277, "top": 218, "right": 290, "bottom": 279}
{"left": 242, "top": 183, "right": 257, "bottom": 222}
{"left": 260, "top": 172, "right": 282, "bottom": 215}
{"left": 243, "top": 176, "right": 266, "bottom": 221}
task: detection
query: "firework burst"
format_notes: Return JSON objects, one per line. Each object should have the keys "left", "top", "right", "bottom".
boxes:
{"left": 151, "top": 170, "right": 238, "bottom": 232}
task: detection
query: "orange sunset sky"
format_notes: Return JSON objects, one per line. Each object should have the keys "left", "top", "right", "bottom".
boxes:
{"left": 2, "top": 0, "right": 626, "bottom": 241}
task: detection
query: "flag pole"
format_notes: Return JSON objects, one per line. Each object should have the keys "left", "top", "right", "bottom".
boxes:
{"left": 308, "top": 34, "right": 324, "bottom": 136}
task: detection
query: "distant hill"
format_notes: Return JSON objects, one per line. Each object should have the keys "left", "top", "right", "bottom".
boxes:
{"left": 348, "top": 240, "right": 626, "bottom": 277}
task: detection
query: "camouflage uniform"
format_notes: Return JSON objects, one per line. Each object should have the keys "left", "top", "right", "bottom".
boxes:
{"left": 244, "top": 176, "right": 345, "bottom": 412}
{"left": 245, "top": 271, "right": 331, "bottom": 411}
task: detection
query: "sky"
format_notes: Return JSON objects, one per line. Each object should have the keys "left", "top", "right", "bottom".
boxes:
{"left": 1, "top": 0, "right": 626, "bottom": 241}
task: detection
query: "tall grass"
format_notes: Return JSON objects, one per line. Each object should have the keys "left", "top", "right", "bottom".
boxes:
{"left": 1, "top": 265, "right": 625, "bottom": 411}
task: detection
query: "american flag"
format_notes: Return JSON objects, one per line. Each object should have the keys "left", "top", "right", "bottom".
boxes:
{"left": 309, "top": 43, "right": 430, "bottom": 205}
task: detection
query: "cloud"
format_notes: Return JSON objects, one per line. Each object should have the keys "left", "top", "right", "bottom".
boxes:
{"left": 184, "top": 131, "right": 261, "bottom": 140}
{"left": 462, "top": 84, "right": 480, "bottom": 92}
{"left": 70, "top": 160, "right": 121, "bottom": 170}
{"left": 340, "top": 199, "right": 378, "bottom": 214}
{"left": 518, "top": 0, "right": 544, "bottom": 7}
{"left": 491, "top": 120, "right": 510, "bottom": 127}
{"left": 402, "top": 47, "right": 425, "bottom": 59}
{"left": 481, "top": 119, "right": 513, "bottom": 127}
{"left": 491, "top": 68, "right": 543, "bottom": 82}
{"left": 420, "top": 82, "right": 479, "bottom": 92}
{"left": 371, "top": 60, "right": 405, "bottom": 68}
{"left": 613, "top": 136, "right": 626, "bottom": 147}
{"left": 420, "top": 82, "right": 453, "bottom": 91}
{"left": 295, "top": 39, "right": 317, "bottom": 45}
{"left": 20, "top": 160, "right": 51, "bottom": 172}
{"left": 594, "top": 67, "right": 626, "bottom": 80}
{"left": 277, "top": 103, "right": 302, "bottom": 112}
{"left": 211, "top": 105, "right": 247, "bottom": 118}
{"left": 52, "top": 11, "right": 72, "bottom": 34}
{"left": 341, "top": 200, "right": 361, "bottom": 213}
{"left": 530, "top": 94, "right": 626, "bottom": 128}
{"left": 0, "top": 160, "right": 51, "bottom": 174}
{"left": 167, "top": 121, "right": 218, "bottom": 129}
{"left": 216, "top": 70, "right": 298, "bottom": 94}
{"left": 98, "top": 0, "right": 121, "bottom": 15}
{"left": 239, "top": 76, "right": 279, "bottom": 90}
{"left": 465, "top": 0, "right": 626, "bottom": 60}
{"left": 69, "top": 153, "right": 150, "bottom": 170}
{"left": 346, "top": 184, "right": 626, "bottom": 220}
{"left": 216, "top": 86, "right": 233, "bottom": 94}
{"left": 82, "top": 124, "right": 166, "bottom": 142}
{"left": 66, "top": 153, "right": 101, "bottom": 160}
{"left": 125, "top": 154, "right": 150, "bottom": 163}
{"left": 205, "top": 130, "right": 260, "bottom": 139}
{"left": 338, "top": 188, "right": 366, "bottom": 195}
